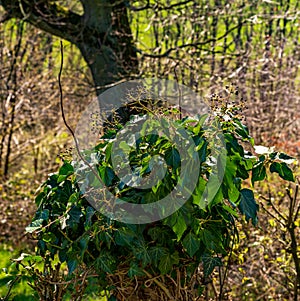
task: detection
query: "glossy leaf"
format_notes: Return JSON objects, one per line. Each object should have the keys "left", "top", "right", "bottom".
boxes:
{"left": 25, "top": 219, "right": 44, "bottom": 233}
{"left": 270, "top": 162, "right": 295, "bottom": 182}
{"left": 252, "top": 162, "right": 266, "bottom": 185}
{"left": 239, "top": 188, "right": 259, "bottom": 225}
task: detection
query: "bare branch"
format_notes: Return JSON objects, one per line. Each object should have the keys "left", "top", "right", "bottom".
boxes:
{"left": 0, "top": 1, "right": 82, "bottom": 43}
{"left": 0, "top": 11, "right": 11, "bottom": 23}
{"left": 138, "top": 21, "right": 248, "bottom": 58}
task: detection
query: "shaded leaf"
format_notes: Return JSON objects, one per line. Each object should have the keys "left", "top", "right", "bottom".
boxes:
{"left": 165, "top": 148, "right": 180, "bottom": 169}
{"left": 202, "top": 255, "right": 222, "bottom": 277}
{"left": 252, "top": 162, "right": 266, "bottom": 185}
{"left": 158, "top": 252, "right": 179, "bottom": 274}
{"left": 270, "top": 162, "right": 295, "bottom": 182}
{"left": 239, "top": 188, "right": 259, "bottom": 225}
{"left": 128, "top": 262, "right": 145, "bottom": 278}
{"left": 149, "top": 246, "right": 168, "bottom": 266}
{"left": 182, "top": 232, "right": 200, "bottom": 257}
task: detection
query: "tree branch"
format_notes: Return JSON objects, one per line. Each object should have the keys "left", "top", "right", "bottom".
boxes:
{"left": 0, "top": 11, "right": 11, "bottom": 23}
{"left": 0, "top": 0, "right": 83, "bottom": 43}
{"left": 138, "top": 21, "right": 248, "bottom": 58}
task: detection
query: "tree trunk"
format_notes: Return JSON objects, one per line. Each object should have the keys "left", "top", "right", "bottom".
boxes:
{"left": 78, "top": 0, "right": 138, "bottom": 94}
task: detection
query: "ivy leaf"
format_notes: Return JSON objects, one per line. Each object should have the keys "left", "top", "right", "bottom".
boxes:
{"left": 270, "top": 162, "right": 295, "bottom": 182}
{"left": 115, "top": 227, "right": 136, "bottom": 246}
{"left": 58, "top": 162, "right": 74, "bottom": 183}
{"left": 68, "top": 192, "right": 79, "bottom": 204}
{"left": 165, "top": 148, "right": 180, "bottom": 169}
{"left": 202, "top": 255, "right": 222, "bottom": 277}
{"left": 67, "top": 255, "right": 78, "bottom": 274}
{"left": 84, "top": 206, "right": 95, "bottom": 230}
{"left": 278, "top": 152, "right": 296, "bottom": 164}
{"left": 95, "top": 251, "right": 115, "bottom": 274}
{"left": 251, "top": 162, "right": 266, "bottom": 185}
{"left": 98, "top": 165, "right": 115, "bottom": 186}
{"left": 59, "top": 162, "right": 74, "bottom": 176}
{"left": 67, "top": 206, "right": 82, "bottom": 228}
{"left": 164, "top": 210, "right": 187, "bottom": 241}
{"left": 171, "top": 213, "right": 187, "bottom": 241}
{"left": 79, "top": 235, "right": 90, "bottom": 257}
{"left": 201, "top": 229, "right": 225, "bottom": 254}
{"left": 148, "top": 246, "right": 168, "bottom": 267}
{"left": 182, "top": 232, "right": 200, "bottom": 257}
{"left": 158, "top": 252, "right": 179, "bottom": 275}
{"left": 25, "top": 219, "right": 44, "bottom": 233}
{"left": 133, "top": 239, "right": 151, "bottom": 266}
{"left": 128, "top": 262, "right": 145, "bottom": 278}
{"left": 238, "top": 188, "right": 259, "bottom": 225}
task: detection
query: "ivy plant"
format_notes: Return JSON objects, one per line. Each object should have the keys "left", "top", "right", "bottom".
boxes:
{"left": 24, "top": 93, "right": 296, "bottom": 300}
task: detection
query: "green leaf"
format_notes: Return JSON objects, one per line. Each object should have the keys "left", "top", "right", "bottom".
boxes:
{"left": 202, "top": 255, "right": 222, "bottom": 277}
{"left": 182, "top": 232, "right": 200, "bottom": 257}
{"left": 133, "top": 239, "right": 151, "bottom": 266}
{"left": 98, "top": 165, "right": 115, "bottom": 186}
{"left": 171, "top": 213, "right": 187, "bottom": 241}
{"left": 270, "top": 162, "right": 295, "bottom": 182}
{"left": 95, "top": 251, "right": 115, "bottom": 274}
{"left": 25, "top": 218, "right": 44, "bottom": 233}
{"left": 119, "top": 141, "right": 132, "bottom": 152}
{"left": 39, "top": 209, "right": 49, "bottom": 221}
{"left": 67, "top": 257, "right": 78, "bottom": 274}
{"left": 233, "top": 119, "right": 250, "bottom": 139}
{"left": 222, "top": 204, "right": 239, "bottom": 218}
{"left": 79, "top": 236, "right": 90, "bottom": 257}
{"left": 192, "top": 177, "right": 207, "bottom": 207}
{"left": 277, "top": 153, "right": 296, "bottom": 164}
{"left": 67, "top": 206, "right": 82, "bottom": 227}
{"left": 158, "top": 251, "right": 179, "bottom": 274}
{"left": 68, "top": 192, "right": 79, "bottom": 204}
{"left": 128, "top": 262, "right": 145, "bottom": 278}
{"left": 13, "top": 253, "right": 43, "bottom": 264}
{"left": 223, "top": 157, "right": 239, "bottom": 202}
{"left": 251, "top": 162, "right": 266, "bottom": 185}
{"left": 84, "top": 206, "right": 95, "bottom": 230}
{"left": 59, "top": 248, "right": 67, "bottom": 263}
{"left": 165, "top": 148, "right": 180, "bottom": 169}
{"left": 148, "top": 246, "right": 168, "bottom": 267}
{"left": 115, "top": 227, "right": 136, "bottom": 246}
{"left": 35, "top": 192, "right": 45, "bottom": 206}
{"left": 201, "top": 229, "right": 225, "bottom": 253}
{"left": 59, "top": 162, "right": 74, "bottom": 176}
{"left": 239, "top": 188, "right": 259, "bottom": 225}
{"left": 42, "top": 232, "right": 57, "bottom": 243}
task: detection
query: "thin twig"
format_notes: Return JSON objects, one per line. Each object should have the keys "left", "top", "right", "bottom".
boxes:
{"left": 58, "top": 41, "right": 105, "bottom": 200}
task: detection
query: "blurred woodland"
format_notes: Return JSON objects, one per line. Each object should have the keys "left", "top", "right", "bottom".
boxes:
{"left": 0, "top": 1, "right": 299, "bottom": 300}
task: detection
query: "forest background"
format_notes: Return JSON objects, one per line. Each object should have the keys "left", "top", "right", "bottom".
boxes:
{"left": 0, "top": 0, "right": 299, "bottom": 300}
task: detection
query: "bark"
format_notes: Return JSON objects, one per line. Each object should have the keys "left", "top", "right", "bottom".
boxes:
{"left": 0, "top": 0, "right": 138, "bottom": 94}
